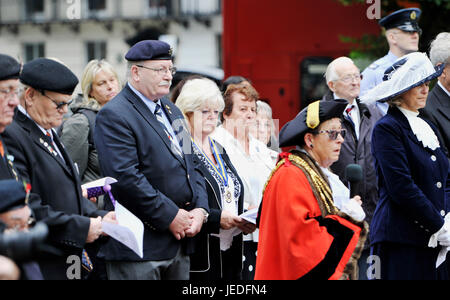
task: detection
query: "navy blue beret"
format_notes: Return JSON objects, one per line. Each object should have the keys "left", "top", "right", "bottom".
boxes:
{"left": 125, "top": 40, "right": 173, "bottom": 61}
{"left": 0, "top": 179, "right": 26, "bottom": 214}
{"left": 20, "top": 58, "right": 79, "bottom": 95}
{"left": 379, "top": 8, "right": 421, "bottom": 32}
{"left": 0, "top": 54, "right": 21, "bottom": 81}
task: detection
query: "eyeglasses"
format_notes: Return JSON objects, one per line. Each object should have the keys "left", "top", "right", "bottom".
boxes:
{"left": 338, "top": 74, "right": 363, "bottom": 84}
{"left": 0, "top": 87, "right": 21, "bottom": 98}
{"left": 136, "top": 65, "right": 177, "bottom": 76}
{"left": 318, "top": 129, "right": 346, "bottom": 140}
{"left": 40, "top": 91, "right": 73, "bottom": 110}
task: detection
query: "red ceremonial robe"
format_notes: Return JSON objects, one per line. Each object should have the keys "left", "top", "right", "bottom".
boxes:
{"left": 254, "top": 159, "right": 361, "bottom": 280}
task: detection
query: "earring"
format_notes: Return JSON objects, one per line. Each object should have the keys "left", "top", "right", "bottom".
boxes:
{"left": 310, "top": 144, "right": 314, "bottom": 149}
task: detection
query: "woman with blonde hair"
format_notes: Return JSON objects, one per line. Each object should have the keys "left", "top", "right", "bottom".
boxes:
{"left": 60, "top": 59, "right": 121, "bottom": 184}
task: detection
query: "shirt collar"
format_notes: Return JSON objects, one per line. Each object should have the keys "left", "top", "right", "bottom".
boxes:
{"left": 127, "top": 82, "right": 161, "bottom": 113}
{"left": 437, "top": 80, "right": 450, "bottom": 97}
{"left": 17, "top": 105, "right": 53, "bottom": 137}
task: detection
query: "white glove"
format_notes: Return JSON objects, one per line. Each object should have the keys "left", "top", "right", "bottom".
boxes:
{"left": 341, "top": 198, "right": 366, "bottom": 222}
{"left": 429, "top": 213, "right": 450, "bottom": 248}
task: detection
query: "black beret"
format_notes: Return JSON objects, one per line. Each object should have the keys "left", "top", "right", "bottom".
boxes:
{"left": 20, "top": 58, "right": 79, "bottom": 95}
{"left": 279, "top": 99, "right": 348, "bottom": 147}
{"left": 125, "top": 40, "right": 173, "bottom": 61}
{"left": 0, "top": 179, "right": 26, "bottom": 214}
{"left": 0, "top": 54, "right": 21, "bottom": 81}
{"left": 379, "top": 8, "right": 421, "bottom": 32}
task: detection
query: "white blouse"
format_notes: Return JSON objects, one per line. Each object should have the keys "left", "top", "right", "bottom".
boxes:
{"left": 211, "top": 126, "right": 278, "bottom": 242}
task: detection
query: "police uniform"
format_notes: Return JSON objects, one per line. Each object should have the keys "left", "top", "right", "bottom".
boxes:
{"left": 361, "top": 8, "right": 422, "bottom": 115}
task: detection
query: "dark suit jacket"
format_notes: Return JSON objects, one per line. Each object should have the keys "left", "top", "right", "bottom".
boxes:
{"left": 420, "top": 83, "right": 450, "bottom": 158}
{"left": 94, "top": 84, "right": 209, "bottom": 261}
{"left": 189, "top": 142, "right": 244, "bottom": 279}
{"left": 370, "top": 106, "right": 450, "bottom": 247}
{"left": 2, "top": 110, "right": 107, "bottom": 279}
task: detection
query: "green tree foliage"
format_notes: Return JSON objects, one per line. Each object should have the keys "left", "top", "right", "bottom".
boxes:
{"left": 336, "top": 0, "right": 450, "bottom": 62}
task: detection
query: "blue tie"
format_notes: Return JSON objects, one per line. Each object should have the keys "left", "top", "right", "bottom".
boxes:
{"left": 154, "top": 104, "right": 183, "bottom": 157}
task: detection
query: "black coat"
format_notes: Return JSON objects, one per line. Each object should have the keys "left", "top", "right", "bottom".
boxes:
{"left": 420, "top": 83, "right": 450, "bottom": 158}
{"left": 322, "top": 91, "right": 382, "bottom": 227}
{"left": 94, "top": 84, "right": 209, "bottom": 262}
{"left": 2, "top": 110, "right": 107, "bottom": 279}
{"left": 189, "top": 143, "right": 244, "bottom": 280}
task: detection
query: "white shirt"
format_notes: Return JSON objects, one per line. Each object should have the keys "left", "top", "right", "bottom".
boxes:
{"left": 333, "top": 94, "right": 360, "bottom": 139}
{"left": 321, "top": 166, "right": 366, "bottom": 222}
{"left": 438, "top": 80, "right": 450, "bottom": 97}
{"left": 211, "top": 126, "right": 278, "bottom": 242}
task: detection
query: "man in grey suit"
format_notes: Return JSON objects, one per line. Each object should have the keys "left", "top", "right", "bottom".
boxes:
{"left": 420, "top": 32, "right": 450, "bottom": 158}
{"left": 94, "top": 40, "right": 209, "bottom": 280}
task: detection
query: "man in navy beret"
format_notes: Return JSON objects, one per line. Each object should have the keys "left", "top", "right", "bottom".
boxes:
{"left": 2, "top": 58, "right": 116, "bottom": 279}
{"left": 95, "top": 40, "right": 209, "bottom": 279}
{"left": 0, "top": 54, "right": 21, "bottom": 181}
{"left": 361, "top": 8, "right": 422, "bottom": 115}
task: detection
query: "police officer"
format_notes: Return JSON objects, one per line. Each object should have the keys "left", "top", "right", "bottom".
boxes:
{"left": 360, "top": 8, "right": 422, "bottom": 115}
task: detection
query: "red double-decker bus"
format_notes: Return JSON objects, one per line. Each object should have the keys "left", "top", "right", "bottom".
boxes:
{"left": 222, "top": 0, "right": 380, "bottom": 127}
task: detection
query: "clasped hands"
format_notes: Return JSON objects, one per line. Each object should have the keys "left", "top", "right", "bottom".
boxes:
{"left": 169, "top": 208, "right": 205, "bottom": 240}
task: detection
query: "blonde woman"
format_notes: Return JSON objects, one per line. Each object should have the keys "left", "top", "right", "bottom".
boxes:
{"left": 60, "top": 59, "right": 120, "bottom": 184}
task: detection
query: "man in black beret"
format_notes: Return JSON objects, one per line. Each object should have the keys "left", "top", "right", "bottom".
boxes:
{"left": 0, "top": 54, "right": 21, "bottom": 181}
{"left": 95, "top": 40, "right": 209, "bottom": 279}
{"left": 2, "top": 58, "right": 116, "bottom": 279}
{"left": 361, "top": 8, "right": 422, "bottom": 116}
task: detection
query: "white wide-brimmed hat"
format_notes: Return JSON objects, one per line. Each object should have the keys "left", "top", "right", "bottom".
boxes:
{"left": 360, "top": 52, "right": 444, "bottom": 105}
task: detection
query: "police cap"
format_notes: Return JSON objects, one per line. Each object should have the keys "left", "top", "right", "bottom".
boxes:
{"left": 379, "top": 8, "right": 422, "bottom": 33}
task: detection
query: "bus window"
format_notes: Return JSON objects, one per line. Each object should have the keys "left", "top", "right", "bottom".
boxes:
{"left": 300, "top": 57, "right": 333, "bottom": 109}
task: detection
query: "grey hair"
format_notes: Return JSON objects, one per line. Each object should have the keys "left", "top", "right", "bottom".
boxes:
{"left": 324, "top": 56, "right": 355, "bottom": 83}
{"left": 429, "top": 32, "right": 450, "bottom": 66}
{"left": 175, "top": 78, "right": 225, "bottom": 120}
{"left": 256, "top": 100, "right": 272, "bottom": 118}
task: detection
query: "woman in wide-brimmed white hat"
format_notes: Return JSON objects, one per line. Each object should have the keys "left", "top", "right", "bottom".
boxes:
{"left": 360, "top": 52, "right": 449, "bottom": 280}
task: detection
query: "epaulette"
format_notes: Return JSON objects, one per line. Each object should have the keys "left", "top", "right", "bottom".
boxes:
{"left": 368, "top": 63, "right": 379, "bottom": 70}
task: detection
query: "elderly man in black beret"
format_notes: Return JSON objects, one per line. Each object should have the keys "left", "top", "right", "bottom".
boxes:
{"left": 0, "top": 54, "right": 21, "bottom": 181}
{"left": 94, "top": 40, "right": 209, "bottom": 279}
{"left": 2, "top": 58, "right": 116, "bottom": 280}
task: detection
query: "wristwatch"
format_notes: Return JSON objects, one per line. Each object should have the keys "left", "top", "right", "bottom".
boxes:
{"left": 200, "top": 208, "right": 209, "bottom": 224}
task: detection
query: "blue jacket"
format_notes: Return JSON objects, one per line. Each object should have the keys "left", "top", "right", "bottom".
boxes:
{"left": 370, "top": 106, "right": 450, "bottom": 246}
{"left": 94, "top": 84, "right": 209, "bottom": 261}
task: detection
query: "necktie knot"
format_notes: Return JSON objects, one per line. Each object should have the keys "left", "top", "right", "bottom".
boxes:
{"left": 345, "top": 105, "right": 354, "bottom": 115}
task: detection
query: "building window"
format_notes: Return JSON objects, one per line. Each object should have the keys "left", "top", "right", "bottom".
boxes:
{"left": 88, "top": 0, "right": 106, "bottom": 11}
{"left": 300, "top": 57, "right": 333, "bottom": 109}
{"left": 23, "top": 43, "right": 45, "bottom": 62}
{"left": 148, "top": 0, "right": 169, "bottom": 17}
{"left": 25, "top": 0, "right": 44, "bottom": 20}
{"left": 86, "top": 41, "right": 106, "bottom": 62}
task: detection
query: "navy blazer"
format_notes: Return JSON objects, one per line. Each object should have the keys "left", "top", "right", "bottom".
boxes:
{"left": 370, "top": 106, "right": 450, "bottom": 247}
{"left": 94, "top": 84, "right": 209, "bottom": 261}
{"left": 2, "top": 110, "right": 106, "bottom": 279}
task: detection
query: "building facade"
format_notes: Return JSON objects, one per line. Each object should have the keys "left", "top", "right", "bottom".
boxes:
{"left": 0, "top": 0, "right": 222, "bottom": 87}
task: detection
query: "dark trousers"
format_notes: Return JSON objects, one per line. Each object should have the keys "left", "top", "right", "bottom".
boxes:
{"left": 371, "top": 242, "right": 449, "bottom": 280}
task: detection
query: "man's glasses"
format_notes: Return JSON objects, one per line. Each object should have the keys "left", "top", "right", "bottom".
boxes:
{"left": 338, "top": 73, "right": 363, "bottom": 84}
{"left": 0, "top": 88, "right": 21, "bottom": 98}
{"left": 40, "top": 91, "right": 72, "bottom": 110}
{"left": 318, "top": 129, "right": 346, "bottom": 140}
{"left": 136, "top": 65, "right": 177, "bottom": 76}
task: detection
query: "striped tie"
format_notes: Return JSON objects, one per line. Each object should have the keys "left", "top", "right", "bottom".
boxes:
{"left": 345, "top": 105, "right": 355, "bottom": 129}
{"left": 154, "top": 104, "right": 183, "bottom": 157}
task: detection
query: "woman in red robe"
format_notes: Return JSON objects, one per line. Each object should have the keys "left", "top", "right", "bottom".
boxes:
{"left": 255, "top": 99, "right": 368, "bottom": 280}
